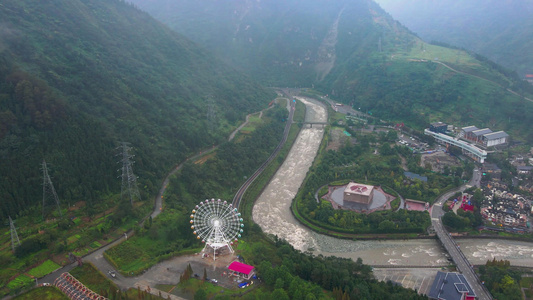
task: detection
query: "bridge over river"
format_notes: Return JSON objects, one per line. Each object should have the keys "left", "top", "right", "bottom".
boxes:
{"left": 253, "top": 95, "right": 496, "bottom": 299}
{"left": 431, "top": 174, "right": 493, "bottom": 300}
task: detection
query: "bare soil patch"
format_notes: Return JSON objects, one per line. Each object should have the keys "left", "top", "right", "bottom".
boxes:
{"left": 421, "top": 151, "right": 461, "bottom": 172}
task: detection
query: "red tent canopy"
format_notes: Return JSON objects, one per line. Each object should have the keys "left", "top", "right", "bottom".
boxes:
{"left": 228, "top": 261, "right": 254, "bottom": 275}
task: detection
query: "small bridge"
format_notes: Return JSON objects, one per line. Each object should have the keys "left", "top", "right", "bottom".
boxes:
{"left": 299, "top": 121, "right": 328, "bottom": 128}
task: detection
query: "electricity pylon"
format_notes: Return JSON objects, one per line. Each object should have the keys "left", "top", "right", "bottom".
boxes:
{"left": 42, "top": 160, "right": 62, "bottom": 219}
{"left": 118, "top": 142, "right": 141, "bottom": 206}
{"left": 9, "top": 216, "right": 20, "bottom": 253}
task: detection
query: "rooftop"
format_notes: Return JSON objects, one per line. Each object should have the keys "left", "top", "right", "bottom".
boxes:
{"left": 428, "top": 271, "right": 476, "bottom": 300}
{"left": 344, "top": 182, "right": 374, "bottom": 196}
{"left": 483, "top": 131, "right": 509, "bottom": 140}
{"left": 228, "top": 261, "right": 255, "bottom": 275}
{"left": 404, "top": 171, "right": 428, "bottom": 182}
{"left": 462, "top": 126, "right": 478, "bottom": 133}
{"left": 472, "top": 128, "right": 492, "bottom": 136}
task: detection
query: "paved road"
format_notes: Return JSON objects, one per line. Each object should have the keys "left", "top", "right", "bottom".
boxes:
{"left": 431, "top": 168, "right": 491, "bottom": 300}
{"left": 30, "top": 101, "right": 279, "bottom": 299}
{"left": 233, "top": 97, "right": 295, "bottom": 208}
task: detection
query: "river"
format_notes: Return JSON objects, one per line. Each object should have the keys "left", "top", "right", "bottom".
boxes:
{"left": 252, "top": 97, "right": 533, "bottom": 267}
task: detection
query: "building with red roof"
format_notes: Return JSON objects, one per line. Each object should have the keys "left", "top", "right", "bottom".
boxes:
{"left": 228, "top": 261, "right": 255, "bottom": 280}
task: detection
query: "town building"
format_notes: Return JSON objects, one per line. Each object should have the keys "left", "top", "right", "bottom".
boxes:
{"left": 343, "top": 182, "right": 374, "bottom": 204}
{"left": 228, "top": 261, "right": 255, "bottom": 280}
{"left": 471, "top": 128, "right": 492, "bottom": 144}
{"left": 482, "top": 131, "right": 509, "bottom": 147}
{"left": 460, "top": 126, "right": 478, "bottom": 140}
{"left": 482, "top": 163, "right": 501, "bottom": 180}
{"left": 517, "top": 166, "right": 533, "bottom": 174}
{"left": 526, "top": 74, "right": 533, "bottom": 84}
{"left": 404, "top": 171, "right": 428, "bottom": 182}
{"left": 430, "top": 122, "right": 448, "bottom": 134}
{"left": 428, "top": 271, "right": 476, "bottom": 300}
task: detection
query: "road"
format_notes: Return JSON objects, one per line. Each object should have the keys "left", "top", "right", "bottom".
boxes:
{"left": 29, "top": 101, "right": 282, "bottom": 299}
{"left": 233, "top": 97, "right": 295, "bottom": 208}
{"left": 432, "top": 60, "right": 533, "bottom": 103}
{"left": 431, "top": 168, "right": 492, "bottom": 300}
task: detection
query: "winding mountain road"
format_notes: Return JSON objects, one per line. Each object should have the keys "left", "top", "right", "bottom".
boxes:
{"left": 32, "top": 102, "right": 281, "bottom": 298}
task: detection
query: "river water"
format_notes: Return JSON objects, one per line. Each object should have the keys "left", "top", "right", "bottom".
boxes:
{"left": 252, "top": 98, "right": 533, "bottom": 267}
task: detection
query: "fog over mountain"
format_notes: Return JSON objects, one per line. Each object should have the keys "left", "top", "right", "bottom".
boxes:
{"left": 375, "top": 0, "right": 533, "bottom": 77}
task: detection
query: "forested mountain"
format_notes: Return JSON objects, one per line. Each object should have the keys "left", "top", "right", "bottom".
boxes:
{"left": 129, "top": 0, "right": 414, "bottom": 87}
{"left": 375, "top": 0, "right": 533, "bottom": 78}
{"left": 0, "top": 0, "right": 274, "bottom": 221}
{"left": 130, "top": 0, "right": 533, "bottom": 141}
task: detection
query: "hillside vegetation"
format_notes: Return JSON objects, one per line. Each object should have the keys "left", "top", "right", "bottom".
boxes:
{"left": 131, "top": 0, "right": 533, "bottom": 142}
{"left": 376, "top": 0, "right": 533, "bottom": 78}
{"left": 0, "top": 0, "right": 274, "bottom": 221}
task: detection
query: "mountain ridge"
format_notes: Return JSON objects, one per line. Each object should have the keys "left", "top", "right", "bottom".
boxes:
{"left": 131, "top": 0, "right": 533, "bottom": 142}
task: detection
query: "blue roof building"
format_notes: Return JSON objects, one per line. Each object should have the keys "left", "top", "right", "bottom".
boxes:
{"left": 428, "top": 271, "right": 476, "bottom": 300}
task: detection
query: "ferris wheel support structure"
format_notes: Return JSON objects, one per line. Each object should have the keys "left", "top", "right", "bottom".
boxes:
{"left": 191, "top": 199, "right": 244, "bottom": 261}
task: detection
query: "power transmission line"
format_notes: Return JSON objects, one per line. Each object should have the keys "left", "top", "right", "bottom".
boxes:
{"left": 118, "top": 142, "right": 141, "bottom": 206}
{"left": 42, "top": 160, "right": 62, "bottom": 219}
{"left": 9, "top": 216, "right": 20, "bottom": 253}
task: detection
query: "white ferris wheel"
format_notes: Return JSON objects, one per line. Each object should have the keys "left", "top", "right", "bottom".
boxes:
{"left": 190, "top": 198, "right": 244, "bottom": 260}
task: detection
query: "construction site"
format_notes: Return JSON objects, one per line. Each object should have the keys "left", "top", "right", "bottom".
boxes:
{"left": 420, "top": 151, "right": 462, "bottom": 173}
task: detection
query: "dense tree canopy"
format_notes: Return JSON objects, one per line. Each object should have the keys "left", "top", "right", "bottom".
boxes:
{"left": 0, "top": 0, "right": 274, "bottom": 221}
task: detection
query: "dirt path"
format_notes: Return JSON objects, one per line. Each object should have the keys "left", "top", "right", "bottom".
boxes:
{"left": 228, "top": 107, "right": 267, "bottom": 141}
{"left": 433, "top": 60, "right": 533, "bottom": 103}
{"left": 34, "top": 100, "right": 277, "bottom": 297}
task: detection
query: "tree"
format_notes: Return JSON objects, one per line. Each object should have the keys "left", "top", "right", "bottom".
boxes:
{"left": 194, "top": 288, "right": 207, "bottom": 300}
{"left": 271, "top": 289, "right": 290, "bottom": 300}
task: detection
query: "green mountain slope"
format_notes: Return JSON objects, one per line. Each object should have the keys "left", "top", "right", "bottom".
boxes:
{"left": 132, "top": 0, "right": 533, "bottom": 142}
{"left": 0, "top": 0, "right": 274, "bottom": 220}
{"left": 131, "top": 0, "right": 406, "bottom": 86}
{"left": 375, "top": 0, "right": 533, "bottom": 78}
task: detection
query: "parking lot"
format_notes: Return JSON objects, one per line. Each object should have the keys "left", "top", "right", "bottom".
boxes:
{"left": 372, "top": 268, "right": 441, "bottom": 295}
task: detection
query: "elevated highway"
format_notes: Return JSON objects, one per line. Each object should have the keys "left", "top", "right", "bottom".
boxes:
{"left": 424, "top": 129, "right": 487, "bottom": 163}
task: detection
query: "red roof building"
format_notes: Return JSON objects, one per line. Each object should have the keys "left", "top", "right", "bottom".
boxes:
{"left": 228, "top": 261, "right": 255, "bottom": 280}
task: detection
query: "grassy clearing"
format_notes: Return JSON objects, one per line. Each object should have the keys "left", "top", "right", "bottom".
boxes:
{"left": 239, "top": 113, "right": 264, "bottom": 133}
{"left": 404, "top": 39, "right": 479, "bottom": 66}
{"left": 70, "top": 262, "right": 118, "bottom": 295}
{"left": 27, "top": 259, "right": 60, "bottom": 278}
{"left": 104, "top": 209, "right": 201, "bottom": 276}
{"left": 13, "top": 286, "right": 68, "bottom": 300}
{"left": 7, "top": 274, "right": 33, "bottom": 290}
{"left": 155, "top": 284, "right": 174, "bottom": 293}
{"left": 175, "top": 278, "right": 252, "bottom": 299}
